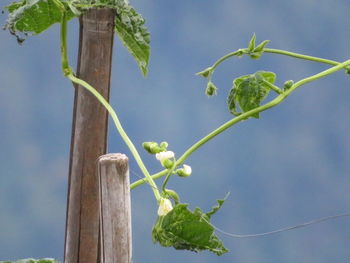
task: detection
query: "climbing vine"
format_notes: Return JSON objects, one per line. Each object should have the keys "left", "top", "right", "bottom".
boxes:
{"left": 2, "top": 0, "right": 350, "bottom": 261}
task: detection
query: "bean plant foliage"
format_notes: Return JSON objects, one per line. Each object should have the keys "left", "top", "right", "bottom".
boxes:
{"left": 2, "top": 0, "right": 350, "bottom": 262}
{"left": 228, "top": 71, "right": 276, "bottom": 118}
{"left": 152, "top": 196, "right": 229, "bottom": 256}
{"left": 4, "top": 0, "right": 150, "bottom": 75}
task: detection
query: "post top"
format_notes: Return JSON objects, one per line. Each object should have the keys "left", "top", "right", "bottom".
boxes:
{"left": 98, "top": 153, "right": 129, "bottom": 175}
{"left": 98, "top": 153, "right": 128, "bottom": 162}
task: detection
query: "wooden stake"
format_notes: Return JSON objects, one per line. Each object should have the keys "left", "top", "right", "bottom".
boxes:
{"left": 64, "top": 8, "right": 115, "bottom": 263}
{"left": 98, "top": 154, "right": 132, "bottom": 263}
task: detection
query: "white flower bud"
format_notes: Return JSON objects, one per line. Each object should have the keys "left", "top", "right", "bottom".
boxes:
{"left": 176, "top": 164, "right": 192, "bottom": 177}
{"left": 157, "top": 198, "right": 173, "bottom": 216}
{"left": 155, "top": 151, "right": 175, "bottom": 162}
{"left": 183, "top": 164, "right": 192, "bottom": 175}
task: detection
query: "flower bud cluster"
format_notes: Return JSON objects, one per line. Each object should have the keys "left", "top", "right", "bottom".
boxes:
{"left": 142, "top": 141, "right": 168, "bottom": 154}
{"left": 143, "top": 141, "right": 192, "bottom": 177}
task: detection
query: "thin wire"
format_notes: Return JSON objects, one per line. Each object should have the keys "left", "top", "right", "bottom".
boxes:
{"left": 130, "top": 169, "right": 350, "bottom": 238}
{"left": 130, "top": 169, "right": 162, "bottom": 193}
{"left": 203, "top": 212, "right": 350, "bottom": 238}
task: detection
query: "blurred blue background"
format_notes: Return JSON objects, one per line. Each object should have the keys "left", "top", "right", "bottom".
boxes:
{"left": 1, "top": 0, "right": 350, "bottom": 262}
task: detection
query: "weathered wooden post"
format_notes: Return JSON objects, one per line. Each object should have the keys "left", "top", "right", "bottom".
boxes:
{"left": 98, "top": 154, "right": 132, "bottom": 263}
{"left": 64, "top": 8, "right": 115, "bottom": 263}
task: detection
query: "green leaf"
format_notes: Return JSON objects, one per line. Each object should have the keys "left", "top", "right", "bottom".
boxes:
{"left": 4, "top": 0, "right": 75, "bottom": 42}
{"left": 227, "top": 74, "right": 249, "bottom": 116}
{"left": 5, "top": 1, "right": 26, "bottom": 13}
{"left": 196, "top": 67, "right": 212, "bottom": 78}
{"left": 4, "top": 0, "right": 150, "bottom": 76}
{"left": 206, "top": 193, "right": 229, "bottom": 219}
{"left": 247, "top": 33, "right": 256, "bottom": 52}
{"left": 84, "top": 0, "right": 151, "bottom": 76}
{"left": 152, "top": 202, "right": 228, "bottom": 256}
{"left": 254, "top": 40, "right": 270, "bottom": 53}
{"left": 228, "top": 71, "right": 276, "bottom": 118}
{"left": 227, "top": 89, "right": 238, "bottom": 115}
{"left": 250, "top": 39, "right": 270, "bottom": 59}
{"left": 115, "top": 4, "right": 150, "bottom": 76}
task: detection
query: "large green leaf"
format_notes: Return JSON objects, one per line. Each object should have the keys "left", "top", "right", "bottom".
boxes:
{"left": 227, "top": 71, "right": 276, "bottom": 118}
{"left": 4, "top": 0, "right": 150, "bottom": 75}
{"left": 152, "top": 200, "right": 228, "bottom": 256}
{"left": 114, "top": 4, "right": 150, "bottom": 76}
{"left": 62, "top": 0, "right": 151, "bottom": 76}
{"left": 4, "top": 0, "right": 75, "bottom": 42}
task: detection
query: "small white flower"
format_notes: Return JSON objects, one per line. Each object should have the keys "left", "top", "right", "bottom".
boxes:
{"left": 176, "top": 164, "right": 192, "bottom": 177}
{"left": 155, "top": 151, "right": 175, "bottom": 162}
{"left": 183, "top": 164, "right": 192, "bottom": 176}
{"left": 157, "top": 198, "right": 173, "bottom": 216}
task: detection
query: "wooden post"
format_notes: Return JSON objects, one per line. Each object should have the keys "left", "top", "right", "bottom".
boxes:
{"left": 64, "top": 8, "right": 115, "bottom": 263}
{"left": 98, "top": 154, "right": 132, "bottom": 263}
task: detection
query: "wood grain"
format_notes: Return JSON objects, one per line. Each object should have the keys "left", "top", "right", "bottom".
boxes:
{"left": 98, "top": 154, "right": 132, "bottom": 263}
{"left": 64, "top": 8, "right": 115, "bottom": 263}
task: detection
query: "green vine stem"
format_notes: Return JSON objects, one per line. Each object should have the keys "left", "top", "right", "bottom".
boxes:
{"left": 161, "top": 162, "right": 177, "bottom": 193}
{"left": 264, "top": 48, "right": 350, "bottom": 70}
{"left": 131, "top": 58, "right": 350, "bottom": 189}
{"left": 60, "top": 14, "right": 71, "bottom": 76}
{"left": 209, "top": 47, "right": 350, "bottom": 75}
{"left": 262, "top": 79, "right": 283, "bottom": 94}
{"left": 59, "top": 8, "right": 350, "bottom": 193}
{"left": 59, "top": 10, "right": 161, "bottom": 201}
{"left": 67, "top": 74, "right": 161, "bottom": 201}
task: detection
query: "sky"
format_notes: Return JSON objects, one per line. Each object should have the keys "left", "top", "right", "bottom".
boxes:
{"left": 1, "top": 0, "right": 350, "bottom": 262}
